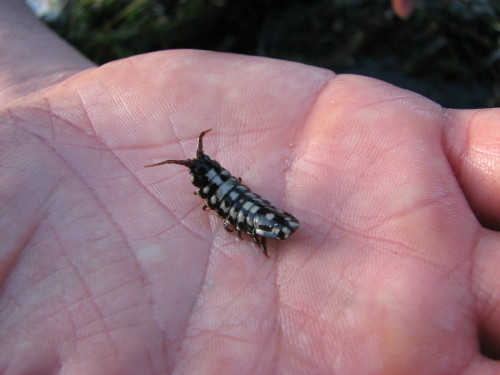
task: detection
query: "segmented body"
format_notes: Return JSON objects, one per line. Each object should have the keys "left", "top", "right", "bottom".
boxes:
{"left": 144, "top": 129, "right": 299, "bottom": 256}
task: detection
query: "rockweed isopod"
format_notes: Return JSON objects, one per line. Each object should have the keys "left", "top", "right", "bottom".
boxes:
{"left": 144, "top": 129, "right": 299, "bottom": 256}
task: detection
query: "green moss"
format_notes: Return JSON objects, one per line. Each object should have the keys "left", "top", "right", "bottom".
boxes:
{"left": 45, "top": 0, "right": 499, "bottom": 107}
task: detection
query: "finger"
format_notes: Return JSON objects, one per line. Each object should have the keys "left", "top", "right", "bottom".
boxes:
{"left": 0, "top": 1, "right": 93, "bottom": 104}
{"left": 443, "top": 108, "right": 500, "bottom": 229}
{"left": 462, "top": 356, "right": 500, "bottom": 375}
{"left": 391, "top": 0, "right": 416, "bottom": 19}
{"left": 473, "top": 229, "right": 500, "bottom": 359}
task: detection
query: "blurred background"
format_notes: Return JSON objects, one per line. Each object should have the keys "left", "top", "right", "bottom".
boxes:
{"left": 27, "top": 0, "right": 500, "bottom": 108}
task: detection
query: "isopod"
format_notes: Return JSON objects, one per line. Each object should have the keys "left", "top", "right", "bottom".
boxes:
{"left": 144, "top": 129, "right": 299, "bottom": 256}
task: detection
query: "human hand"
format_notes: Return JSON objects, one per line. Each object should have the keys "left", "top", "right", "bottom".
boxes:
{"left": 1, "top": 4, "right": 500, "bottom": 375}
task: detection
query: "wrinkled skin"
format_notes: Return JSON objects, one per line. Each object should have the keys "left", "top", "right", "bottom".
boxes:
{"left": 1, "top": 2, "right": 500, "bottom": 375}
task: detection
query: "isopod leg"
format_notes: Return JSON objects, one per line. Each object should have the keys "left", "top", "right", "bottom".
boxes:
{"left": 252, "top": 232, "right": 269, "bottom": 257}
{"left": 223, "top": 220, "right": 234, "bottom": 232}
{"left": 260, "top": 237, "right": 268, "bottom": 257}
{"left": 202, "top": 204, "right": 210, "bottom": 211}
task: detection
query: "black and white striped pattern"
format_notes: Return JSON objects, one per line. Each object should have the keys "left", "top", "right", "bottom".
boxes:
{"left": 144, "top": 129, "right": 299, "bottom": 256}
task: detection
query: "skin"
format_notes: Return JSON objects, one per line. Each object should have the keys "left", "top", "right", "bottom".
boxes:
{"left": 1, "top": 2, "right": 499, "bottom": 375}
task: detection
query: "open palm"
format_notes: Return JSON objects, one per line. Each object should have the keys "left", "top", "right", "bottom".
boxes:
{"left": 1, "top": 12, "right": 500, "bottom": 375}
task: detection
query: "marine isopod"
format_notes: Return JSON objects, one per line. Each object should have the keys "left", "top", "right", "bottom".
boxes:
{"left": 144, "top": 129, "right": 299, "bottom": 256}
